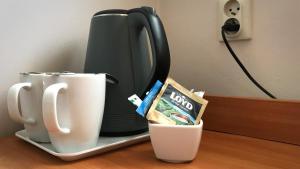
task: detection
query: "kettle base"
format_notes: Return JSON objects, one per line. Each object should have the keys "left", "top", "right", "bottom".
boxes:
{"left": 100, "top": 128, "right": 149, "bottom": 137}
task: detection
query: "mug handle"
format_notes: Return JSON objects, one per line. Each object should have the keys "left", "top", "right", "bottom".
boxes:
{"left": 7, "top": 83, "right": 36, "bottom": 125}
{"left": 42, "top": 83, "right": 70, "bottom": 134}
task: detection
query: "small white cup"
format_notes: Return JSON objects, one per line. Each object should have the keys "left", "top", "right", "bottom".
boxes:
{"left": 149, "top": 120, "right": 203, "bottom": 163}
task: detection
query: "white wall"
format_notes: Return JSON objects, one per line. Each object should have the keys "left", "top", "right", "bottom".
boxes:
{"left": 3, "top": 0, "right": 300, "bottom": 136}
{"left": 0, "top": 0, "right": 158, "bottom": 137}
{"left": 158, "top": 0, "right": 300, "bottom": 100}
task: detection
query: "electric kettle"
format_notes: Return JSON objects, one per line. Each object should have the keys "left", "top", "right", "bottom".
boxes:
{"left": 84, "top": 7, "right": 170, "bottom": 136}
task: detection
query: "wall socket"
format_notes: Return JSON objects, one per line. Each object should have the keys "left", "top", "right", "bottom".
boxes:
{"left": 218, "top": 0, "right": 252, "bottom": 41}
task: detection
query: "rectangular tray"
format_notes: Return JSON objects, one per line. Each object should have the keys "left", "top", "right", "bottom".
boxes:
{"left": 15, "top": 130, "right": 149, "bottom": 161}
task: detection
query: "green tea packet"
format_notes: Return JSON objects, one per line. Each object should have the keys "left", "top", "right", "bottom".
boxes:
{"left": 147, "top": 78, "right": 208, "bottom": 125}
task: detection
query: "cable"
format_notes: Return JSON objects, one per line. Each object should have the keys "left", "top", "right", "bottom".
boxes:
{"left": 221, "top": 27, "right": 276, "bottom": 99}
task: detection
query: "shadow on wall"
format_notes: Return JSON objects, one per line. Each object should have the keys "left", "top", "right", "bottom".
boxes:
{"left": 33, "top": 41, "right": 86, "bottom": 73}
{"left": 0, "top": 41, "right": 86, "bottom": 137}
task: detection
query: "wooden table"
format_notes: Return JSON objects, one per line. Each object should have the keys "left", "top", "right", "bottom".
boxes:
{"left": 1, "top": 130, "right": 300, "bottom": 169}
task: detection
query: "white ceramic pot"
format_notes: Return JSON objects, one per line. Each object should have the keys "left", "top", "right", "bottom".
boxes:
{"left": 149, "top": 120, "right": 203, "bottom": 163}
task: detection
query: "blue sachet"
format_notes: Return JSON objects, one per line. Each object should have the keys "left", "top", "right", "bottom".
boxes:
{"left": 136, "top": 80, "right": 163, "bottom": 117}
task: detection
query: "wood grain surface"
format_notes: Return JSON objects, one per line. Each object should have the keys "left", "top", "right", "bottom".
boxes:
{"left": 203, "top": 96, "right": 300, "bottom": 145}
{"left": 1, "top": 130, "right": 300, "bottom": 169}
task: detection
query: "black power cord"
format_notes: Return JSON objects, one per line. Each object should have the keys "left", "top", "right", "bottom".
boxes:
{"left": 221, "top": 19, "right": 276, "bottom": 99}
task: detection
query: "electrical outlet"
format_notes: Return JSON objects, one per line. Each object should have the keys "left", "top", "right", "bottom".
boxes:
{"left": 218, "top": 0, "right": 252, "bottom": 41}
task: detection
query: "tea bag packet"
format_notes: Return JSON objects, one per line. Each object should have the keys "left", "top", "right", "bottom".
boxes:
{"left": 147, "top": 78, "right": 208, "bottom": 125}
{"left": 135, "top": 81, "right": 163, "bottom": 117}
{"left": 128, "top": 80, "right": 163, "bottom": 117}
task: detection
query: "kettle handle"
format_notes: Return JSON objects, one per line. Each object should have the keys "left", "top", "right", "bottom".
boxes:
{"left": 128, "top": 7, "right": 171, "bottom": 98}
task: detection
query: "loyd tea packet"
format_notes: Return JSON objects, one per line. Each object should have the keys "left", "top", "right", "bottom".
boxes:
{"left": 147, "top": 78, "right": 208, "bottom": 125}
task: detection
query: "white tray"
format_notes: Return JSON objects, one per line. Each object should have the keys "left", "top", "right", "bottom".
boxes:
{"left": 15, "top": 130, "right": 149, "bottom": 161}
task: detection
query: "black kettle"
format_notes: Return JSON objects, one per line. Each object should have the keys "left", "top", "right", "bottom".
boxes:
{"left": 84, "top": 7, "right": 170, "bottom": 136}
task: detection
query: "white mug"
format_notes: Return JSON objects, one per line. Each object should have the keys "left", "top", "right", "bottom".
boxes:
{"left": 42, "top": 73, "right": 106, "bottom": 153}
{"left": 7, "top": 72, "right": 50, "bottom": 143}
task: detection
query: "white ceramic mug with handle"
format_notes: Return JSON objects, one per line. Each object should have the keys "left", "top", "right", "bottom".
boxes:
{"left": 42, "top": 73, "right": 106, "bottom": 153}
{"left": 7, "top": 72, "right": 50, "bottom": 143}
